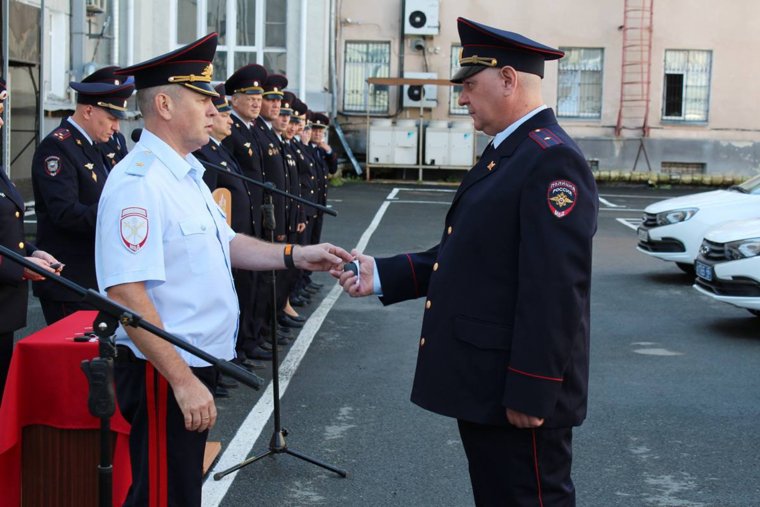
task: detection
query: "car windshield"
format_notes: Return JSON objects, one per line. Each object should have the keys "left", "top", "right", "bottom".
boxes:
{"left": 731, "top": 174, "right": 760, "bottom": 194}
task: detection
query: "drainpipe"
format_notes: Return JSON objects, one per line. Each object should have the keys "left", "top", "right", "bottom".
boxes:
{"left": 71, "top": 0, "right": 86, "bottom": 81}
{"left": 2, "top": 0, "right": 9, "bottom": 175}
{"left": 299, "top": 0, "right": 307, "bottom": 99}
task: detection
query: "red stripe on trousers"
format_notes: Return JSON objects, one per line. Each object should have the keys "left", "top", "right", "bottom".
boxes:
{"left": 532, "top": 429, "right": 544, "bottom": 507}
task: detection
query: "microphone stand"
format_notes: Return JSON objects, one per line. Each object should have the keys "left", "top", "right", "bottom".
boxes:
{"left": 197, "top": 159, "right": 337, "bottom": 217}
{"left": 213, "top": 181, "right": 347, "bottom": 480}
{"left": 0, "top": 245, "right": 265, "bottom": 507}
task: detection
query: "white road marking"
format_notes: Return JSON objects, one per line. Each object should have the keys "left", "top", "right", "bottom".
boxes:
{"left": 599, "top": 196, "right": 622, "bottom": 208}
{"left": 617, "top": 218, "right": 643, "bottom": 230}
{"left": 202, "top": 189, "right": 398, "bottom": 505}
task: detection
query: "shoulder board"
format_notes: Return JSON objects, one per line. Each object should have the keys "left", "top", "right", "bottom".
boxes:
{"left": 125, "top": 151, "right": 156, "bottom": 176}
{"left": 528, "top": 128, "right": 564, "bottom": 150}
{"left": 52, "top": 128, "right": 71, "bottom": 142}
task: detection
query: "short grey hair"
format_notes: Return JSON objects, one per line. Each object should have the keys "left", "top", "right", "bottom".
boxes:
{"left": 136, "top": 85, "right": 181, "bottom": 118}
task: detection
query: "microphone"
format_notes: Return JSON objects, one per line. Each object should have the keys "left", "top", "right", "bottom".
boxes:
{"left": 131, "top": 128, "right": 142, "bottom": 143}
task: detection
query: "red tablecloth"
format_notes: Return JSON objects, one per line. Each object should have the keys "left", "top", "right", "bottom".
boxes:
{"left": 0, "top": 311, "right": 132, "bottom": 506}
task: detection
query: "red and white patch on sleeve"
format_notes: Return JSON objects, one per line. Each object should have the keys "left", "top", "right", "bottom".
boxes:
{"left": 120, "top": 207, "right": 149, "bottom": 253}
{"left": 547, "top": 179, "right": 578, "bottom": 218}
{"left": 44, "top": 156, "right": 61, "bottom": 176}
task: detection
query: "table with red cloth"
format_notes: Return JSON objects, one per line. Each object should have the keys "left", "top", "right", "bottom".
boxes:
{"left": 0, "top": 310, "right": 131, "bottom": 506}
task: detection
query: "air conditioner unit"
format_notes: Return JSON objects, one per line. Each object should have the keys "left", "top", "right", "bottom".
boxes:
{"left": 403, "top": 72, "right": 438, "bottom": 109}
{"left": 404, "top": 0, "right": 440, "bottom": 36}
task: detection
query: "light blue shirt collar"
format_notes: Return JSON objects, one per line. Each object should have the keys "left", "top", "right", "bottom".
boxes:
{"left": 231, "top": 109, "right": 252, "bottom": 128}
{"left": 67, "top": 116, "right": 94, "bottom": 145}
{"left": 491, "top": 105, "right": 548, "bottom": 149}
{"left": 137, "top": 128, "right": 205, "bottom": 182}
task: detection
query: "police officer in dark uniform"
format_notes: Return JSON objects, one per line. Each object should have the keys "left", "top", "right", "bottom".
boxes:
{"left": 336, "top": 17, "right": 598, "bottom": 506}
{"left": 0, "top": 79, "right": 61, "bottom": 401}
{"left": 253, "top": 74, "right": 297, "bottom": 341}
{"left": 31, "top": 71, "right": 134, "bottom": 324}
{"left": 306, "top": 112, "right": 337, "bottom": 247}
{"left": 223, "top": 64, "right": 275, "bottom": 359}
{"left": 193, "top": 83, "right": 265, "bottom": 384}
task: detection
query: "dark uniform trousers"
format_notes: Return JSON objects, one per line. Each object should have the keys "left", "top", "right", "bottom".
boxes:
{"left": 31, "top": 118, "right": 112, "bottom": 324}
{"left": 115, "top": 347, "right": 217, "bottom": 507}
{"left": 195, "top": 139, "right": 260, "bottom": 357}
{"left": 375, "top": 109, "right": 597, "bottom": 507}
{"left": 0, "top": 167, "right": 33, "bottom": 400}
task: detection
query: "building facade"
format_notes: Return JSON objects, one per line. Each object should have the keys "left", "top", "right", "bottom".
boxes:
{"left": 334, "top": 0, "right": 760, "bottom": 176}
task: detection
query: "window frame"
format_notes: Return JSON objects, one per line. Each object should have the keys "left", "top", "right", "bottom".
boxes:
{"left": 341, "top": 40, "right": 392, "bottom": 115}
{"left": 449, "top": 44, "right": 468, "bottom": 115}
{"left": 556, "top": 47, "right": 604, "bottom": 120}
{"left": 661, "top": 49, "right": 712, "bottom": 123}
{"left": 170, "top": 0, "right": 287, "bottom": 79}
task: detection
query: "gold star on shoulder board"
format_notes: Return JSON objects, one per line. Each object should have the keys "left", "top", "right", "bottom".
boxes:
{"left": 487, "top": 161, "right": 496, "bottom": 171}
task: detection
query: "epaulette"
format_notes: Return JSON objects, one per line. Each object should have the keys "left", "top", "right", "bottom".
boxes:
{"left": 529, "top": 128, "right": 564, "bottom": 150}
{"left": 125, "top": 151, "right": 156, "bottom": 176}
{"left": 52, "top": 128, "right": 71, "bottom": 142}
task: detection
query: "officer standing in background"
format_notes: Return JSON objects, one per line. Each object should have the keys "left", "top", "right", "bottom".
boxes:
{"left": 0, "top": 79, "right": 61, "bottom": 402}
{"left": 95, "top": 33, "right": 350, "bottom": 506}
{"left": 32, "top": 71, "right": 134, "bottom": 324}
{"left": 193, "top": 83, "right": 265, "bottom": 392}
{"left": 222, "top": 64, "right": 274, "bottom": 361}
{"left": 335, "top": 17, "right": 598, "bottom": 506}
{"left": 306, "top": 112, "right": 337, "bottom": 247}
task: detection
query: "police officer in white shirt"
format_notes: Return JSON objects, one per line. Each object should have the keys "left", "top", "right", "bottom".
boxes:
{"left": 94, "top": 33, "right": 351, "bottom": 507}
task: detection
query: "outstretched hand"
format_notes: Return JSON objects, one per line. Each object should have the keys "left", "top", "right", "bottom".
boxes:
{"left": 330, "top": 249, "right": 376, "bottom": 297}
{"left": 294, "top": 243, "right": 353, "bottom": 272}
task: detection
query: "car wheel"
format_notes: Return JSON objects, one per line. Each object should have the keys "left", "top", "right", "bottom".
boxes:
{"left": 748, "top": 310, "right": 760, "bottom": 318}
{"left": 676, "top": 262, "right": 695, "bottom": 275}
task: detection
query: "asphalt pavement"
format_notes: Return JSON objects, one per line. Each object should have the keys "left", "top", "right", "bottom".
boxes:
{"left": 17, "top": 182, "right": 760, "bottom": 506}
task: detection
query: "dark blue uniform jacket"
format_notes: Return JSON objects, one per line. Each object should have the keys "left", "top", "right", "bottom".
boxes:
{"left": 31, "top": 119, "right": 110, "bottom": 301}
{"left": 376, "top": 109, "right": 598, "bottom": 428}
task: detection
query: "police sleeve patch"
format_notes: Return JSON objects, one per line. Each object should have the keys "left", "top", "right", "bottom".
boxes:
{"left": 120, "top": 207, "right": 149, "bottom": 253}
{"left": 547, "top": 179, "right": 577, "bottom": 218}
{"left": 44, "top": 156, "right": 61, "bottom": 176}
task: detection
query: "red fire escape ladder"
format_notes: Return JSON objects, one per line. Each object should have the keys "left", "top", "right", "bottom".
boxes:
{"left": 615, "top": 0, "right": 654, "bottom": 137}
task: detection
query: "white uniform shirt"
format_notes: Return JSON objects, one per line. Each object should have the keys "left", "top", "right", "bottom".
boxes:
{"left": 95, "top": 128, "right": 239, "bottom": 366}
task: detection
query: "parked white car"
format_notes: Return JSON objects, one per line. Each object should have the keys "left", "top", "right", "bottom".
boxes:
{"left": 693, "top": 218, "right": 760, "bottom": 317}
{"left": 637, "top": 174, "right": 760, "bottom": 272}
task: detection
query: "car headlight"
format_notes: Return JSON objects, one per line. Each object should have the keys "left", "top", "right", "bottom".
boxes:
{"left": 656, "top": 208, "right": 698, "bottom": 225}
{"left": 725, "top": 237, "right": 760, "bottom": 260}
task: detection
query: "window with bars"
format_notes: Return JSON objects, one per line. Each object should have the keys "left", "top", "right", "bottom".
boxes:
{"left": 175, "top": 0, "right": 287, "bottom": 80}
{"left": 342, "top": 41, "right": 391, "bottom": 113}
{"left": 662, "top": 50, "right": 711, "bottom": 122}
{"left": 449, "top": 45, "right": 468, "bottom": 115}
{"left": 557, "top": 48, "right": 603, "bottom": 119}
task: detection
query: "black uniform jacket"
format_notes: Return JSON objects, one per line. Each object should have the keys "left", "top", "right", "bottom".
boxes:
{"left": 194, "top": 139, "right": 256, "bottom": 236}
{"left": 253, "top": 117, "right": 288, "bottom": 238}
{"left": 31, "top": 118, "right": 110, "bottom": 300}
{"left": 0, "top": 169, "right": 35, "bottom": 333}
{"left": 375, "top": 109, "right": 598, "bottom": 428}
{"left": 294, "top": 139, "right": 320, "bottom": 220}
{"left": 282, "top": 140, "right": 306, "bottom": 235}
{"left": 100, "top": 131, "right": 129, "bottom": 169}
{"left": 308, "top": 143, "right": 337, "bottom": 210}
{"left": 222, "top": 114, "right": 264, "bottom": 237}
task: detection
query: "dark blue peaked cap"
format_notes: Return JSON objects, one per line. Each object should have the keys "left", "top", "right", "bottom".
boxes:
{"left": 70, "top": 67, "right": 135, "bottom": 119}
{"left": 262, "top": 74, "right": 287, "bottom": 99}
{"left": 225, "top": 64, "right": 268, "bottom": 95}
{"left": 451, "top": 17, "right": 564, "bottom": 82}
{"left": 212, "top": 83, "right": 231, "bottom": 112}
{"left": 114, "top": 33, "right": 219, "bottom": 97}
